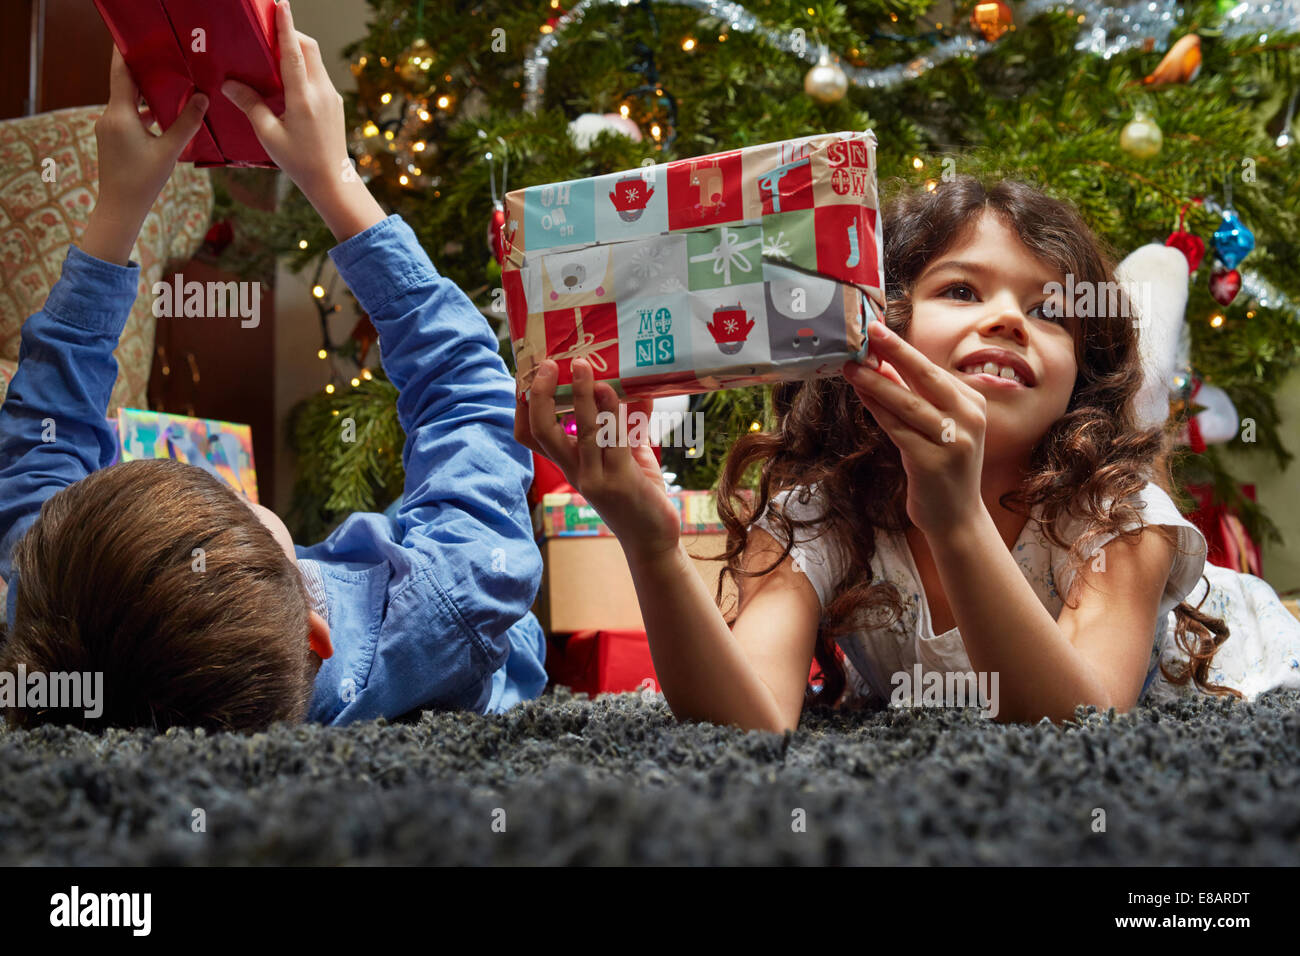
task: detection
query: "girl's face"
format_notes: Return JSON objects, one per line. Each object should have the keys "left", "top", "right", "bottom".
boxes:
{"left": 904, "top": 209, "right": 1078, "bottom": 461}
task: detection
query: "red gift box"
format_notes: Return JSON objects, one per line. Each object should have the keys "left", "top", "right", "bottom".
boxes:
{"left": 547, "top": 629, "right": 822, "bottom": 697}
{"left": 546, "top": 629, "right": 660, "bottom": 697}
{"left": 92, "top": 0, "right": 284, "bottom": 168}
{"left": 1183, "top": 483, "right": 1262, "bottom": 576}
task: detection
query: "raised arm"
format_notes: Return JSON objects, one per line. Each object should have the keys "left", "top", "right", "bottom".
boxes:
{"left": 0, "top": 49, "right": 207, "bottom": 624}
{"left": 517, "top": 357, "right": 820, "bottom": 733}
{"left": 224, "top": 2, "right": 541, "bottom": 718}
{"left": 324, "top": 215, "right": 543, "bottom": 715}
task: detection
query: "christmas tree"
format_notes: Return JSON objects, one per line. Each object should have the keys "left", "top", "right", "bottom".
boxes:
{"left": 219, "top": 0, "right": 1300, "bottom": 546}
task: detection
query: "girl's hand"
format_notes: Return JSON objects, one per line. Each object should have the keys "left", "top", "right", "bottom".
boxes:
{"left": 515, "top": 358, "right": 682, "bottom": 564}
{"left": 80, "top": 48, "right": 209, "bottom": 266}
{"left": 221, "top": 1, "right": 384, "bottom": 241}
{"left": 842, "top": 321, "right": 989, "bottom": 537}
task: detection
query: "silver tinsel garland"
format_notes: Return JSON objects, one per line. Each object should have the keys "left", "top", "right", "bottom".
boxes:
{"left": 524, "top": 0, "right": 1300, "bottom": 106}
{"left": 521, "top": 0, "right": 1298, "bottom": 317}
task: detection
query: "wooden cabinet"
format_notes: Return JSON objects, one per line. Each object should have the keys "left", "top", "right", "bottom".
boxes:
{"left": 1, "top": 0, "right": 114, "bottom": 120}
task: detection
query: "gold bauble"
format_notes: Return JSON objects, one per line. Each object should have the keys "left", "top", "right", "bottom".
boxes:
{"left": 804, "top": 55, "right": 848, "bottom": 104}
{"left": 398, "top": 38, "right": 435, "bottom": 84}
{"left": 1120, "top": 113, "right": 1163, "bottom": 159}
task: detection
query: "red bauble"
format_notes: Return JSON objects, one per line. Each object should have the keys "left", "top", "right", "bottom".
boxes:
{"left": 1209, "top": 263, "right": 1242, "bottom": 306}
{"left": 487, "top": 204, "right": 507, "bottom": 264}
{"left": 1165, "top": 203, "right": 1205, "bottom": 274}
{"left": 1165, "top": 230, "right": 1205, "bottom": 274}
{"left": 203, "top": 220, "right": 234, "bottom": 256}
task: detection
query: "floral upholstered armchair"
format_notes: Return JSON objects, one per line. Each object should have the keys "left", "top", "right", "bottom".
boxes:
{"left": 0, "top": 105, "right": 213, "bottom": 615}
{"left": 0, "top": 105, "right": 213, "bottom": 411}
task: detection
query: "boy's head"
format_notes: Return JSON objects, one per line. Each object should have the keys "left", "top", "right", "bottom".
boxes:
{"left": 0, "top": 459, "right": 331, "bottom": 732}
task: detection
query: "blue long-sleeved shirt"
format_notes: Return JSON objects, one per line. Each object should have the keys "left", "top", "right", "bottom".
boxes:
{"left": 0, "top": 214, "right": 547, "bottom": 724}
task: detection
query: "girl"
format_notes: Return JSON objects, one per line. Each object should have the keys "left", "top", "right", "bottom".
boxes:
{"left": 517, "top": 175, "right": 1300, "bottom": 732}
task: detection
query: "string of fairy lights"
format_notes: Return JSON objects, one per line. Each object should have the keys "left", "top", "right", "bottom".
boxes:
{"left": 299, "top": 0, "right": 1299, "bottom": 396}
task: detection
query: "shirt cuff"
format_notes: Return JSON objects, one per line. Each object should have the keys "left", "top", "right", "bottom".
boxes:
{"left": 43, "top": 245, "right": 141, "bottom": 335}
{"left": 327, "top": 214, "right": 437, "bottom": 317}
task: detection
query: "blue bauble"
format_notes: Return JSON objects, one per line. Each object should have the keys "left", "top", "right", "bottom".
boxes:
{"left": 1212, "top": 210, "right": 1255, "bottom": 270}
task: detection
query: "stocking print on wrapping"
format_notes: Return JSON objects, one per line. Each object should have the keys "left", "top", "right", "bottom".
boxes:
{"left": 501, "top": 131, "right": 885, "bottom": 411}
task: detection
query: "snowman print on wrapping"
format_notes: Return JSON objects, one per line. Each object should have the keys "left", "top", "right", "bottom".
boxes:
{"left": 763, "top": 264, "right": 851, "bottom": 362}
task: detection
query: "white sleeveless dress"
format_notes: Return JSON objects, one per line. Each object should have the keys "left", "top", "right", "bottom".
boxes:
{"left": 750, "top": 482, "right": 1300, "bottom": 709}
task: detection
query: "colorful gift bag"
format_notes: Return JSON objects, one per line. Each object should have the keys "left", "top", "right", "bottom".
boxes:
{"left": 113, "top": 408, "right": 259, "bottom": 503}
{"left": 503, "top": 131, "right": 884, "bottom": 410}
{"left": 534, "top": 489, "right": 744, "bottom": 538}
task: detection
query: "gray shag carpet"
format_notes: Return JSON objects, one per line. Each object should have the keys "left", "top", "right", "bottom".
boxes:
{"left": 2, "top": 687, "right": 1299, "bottom": 866}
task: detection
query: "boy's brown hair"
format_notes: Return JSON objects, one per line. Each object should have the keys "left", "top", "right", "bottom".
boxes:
{"left": 0, "top": 459, "right": 316, "bottom": 731}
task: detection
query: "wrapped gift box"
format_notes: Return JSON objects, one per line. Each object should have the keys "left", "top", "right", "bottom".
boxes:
{"left": 535, "top": 489, "right": 735, "bottom": 538}
{"left": 502, "top": 131, "right": 885, "bottom": 410}
{"left": 546, "top": 628, "right": 824, "bottom": 697}
{"left": 108, "top": 408, "right": 259, "bottom": 503}
{"left": 546, "top": 629, "right": 660, "bottom": 697}
{"left": 92, "top": 0, "right": 284, "bottom": 167}
{"left": 535, "top": 533, "right": 733, "bottom": 633}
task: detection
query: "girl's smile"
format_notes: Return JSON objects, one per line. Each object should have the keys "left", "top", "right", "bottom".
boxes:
{"left": 906, "top": 210, "right": 1078, "bottom": 456}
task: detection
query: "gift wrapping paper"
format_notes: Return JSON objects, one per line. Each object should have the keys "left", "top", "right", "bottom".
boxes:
{"left": 92, "top": 0, "right": 284, "bottom": 167}
{"left": 536, "top": 489, "right": 741, "bottom": 538}
{"left": 502, "top": 131, "right": 885, "bottom": 409}
{"left": 112, "top": 408, "right": 259, "bottom": 503}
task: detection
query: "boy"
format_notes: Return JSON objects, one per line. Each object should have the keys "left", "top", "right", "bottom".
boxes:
{"left": 0, "top": 2, "right": 546, "bottom": 730}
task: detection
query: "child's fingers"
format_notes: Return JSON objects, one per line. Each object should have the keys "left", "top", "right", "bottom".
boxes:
{"left": 593, "top": 383, "right": 635, "bottom": 472}
{"left": 275, "top": 2, "right": 309, "bottom": 96}
{"left": 221, "top": 80, "right": 282, "bottom": 142}
{"left": 874, "top": 359, "right": 908, "bottom": 391}
{"left": 857, "top": 389, "right": 928, "bottom": 459}
{"left": 513, "top": 393, "right": 537, "bottom": 451}
{"left": 624, "top": 399, "right": 655, "bottom": 440}
{"left": 158, "top": 91, "right": 209, "bottom": 153}
{"left": 526, "top": 361, "right": 579, "bottom": 476}
{"left": 570, "top": 359, "right": 606, "bottom": 488}
{"left": 295, "top": 31, "right": 330, "bottom": 88}
{"left": 107, "top": 47, "right": 139, "bottom": 115}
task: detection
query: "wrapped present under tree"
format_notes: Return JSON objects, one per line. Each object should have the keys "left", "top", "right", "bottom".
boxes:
{"left": 502, "top": 131, "right": 885, "bottom": 410}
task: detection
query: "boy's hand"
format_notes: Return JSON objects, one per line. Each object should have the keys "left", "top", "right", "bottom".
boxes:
{"left": 221, "top": 1, "right": 385, "bottom": 242}
{"left": 81, "top": 48, "right": 209, "bottom": 266}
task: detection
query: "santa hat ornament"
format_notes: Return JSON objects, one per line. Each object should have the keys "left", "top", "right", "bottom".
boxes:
{"left": 1117, "top": 242, "right": 1240, "bottom": 446}
{"left": 1164, "top": 205, "right": 1206, "bottom": 275}
{"left": 1116, "top": 243, "right": 1192, "bottom": 430}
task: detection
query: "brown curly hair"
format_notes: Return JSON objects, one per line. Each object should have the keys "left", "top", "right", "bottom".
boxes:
{"left": 713, "top": 175, "right": 1240, "bottom": 713}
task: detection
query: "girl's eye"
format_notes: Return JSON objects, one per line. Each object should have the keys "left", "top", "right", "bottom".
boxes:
{"left": 939, "top": 282, "right": 977, "bottom": 301}
{"left": 1031, "top": 302, "right": 1067, "bottom": 323}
